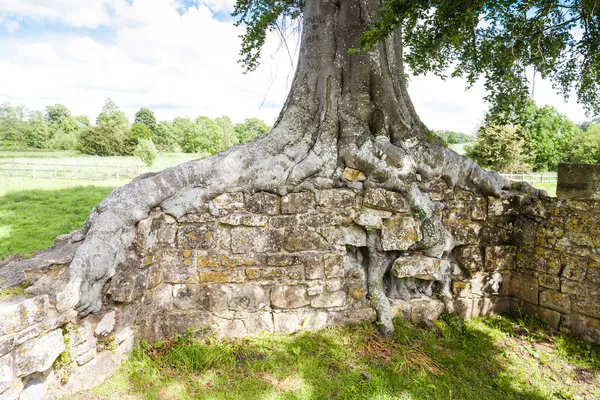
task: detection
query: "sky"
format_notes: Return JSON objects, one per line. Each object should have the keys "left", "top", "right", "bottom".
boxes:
{"left": 0, "top": 0, "right": 593, "bottom": 134}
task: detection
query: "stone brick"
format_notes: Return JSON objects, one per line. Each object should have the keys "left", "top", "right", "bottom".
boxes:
{"left": 561, "top": 254, "right": 588, "bottom": 282}
{"left": 381, "top": 216, "right": 420, "bottom": 251}
{"left": 323, "top": 254, "right": 345, "bottom": 278}
{"left": 557, "top": 162, "right": 600, "bottom": 199}
{"left": 450, "top": 222, "right": 482, "bottom": 246}
{"left": 484, "top": 246, "right": 516, "bottom": 271}
{"left": 317, "top": 189, "right": 355, "bottom": 208}
{"left": 281, "top": 192, "right": 316, "bottom": 214}
{"left": 311, "top": 291, "right": 347, "bottom": 308}
{"left": 219, "top": 213, "right": 268, "bottom": 227}
{"left": 363, "top": 188, "right": 407, "bottom": 212}
{"left": 283, "top": 228, "right": 330, "bottom": 252}
{"left": 245, "top": 266, "right": 303, "bottom": 282}
{"left": 452, "top": 246, "right": 483, "bottom": 272}
{"left": 15, "top": 329, "right": 65, "bottom": 377}
{"left": 157, "top": 249, "right": 198, "bottom": 284}
{"left": 177, "top": 224, "right": 221, "bottom": 249}
{"left": 196, "top": 251, "right": 263, "bottom": 268}
{"left": 326, "top": 278, "right": 344, "bottom": 292}
{"left": 538, "top": 274, "right": 561, "bottom": 290}
{"left": 267, "top": 251, "right": 322, "bottom": 266}
{"left": 410, "top": 299, "right": 445, "bottom": 326}
{"left": 342, "top": 167, "right": 366, "bottom": 182}
{"left": 245, "top": 192, "right": 280, "bottom": 215}
{"left": 305, "top": 263, "right": 325, "bottom": 280}
{"left": 472, "top": 197, "right": 487, "bottom": 221}
{"left": 508, "top": 272, "right": 539, "bottom": 305}
{"left": 198, "top": 268, "right": 245, "bottom": 283}
{"left": 562, "top": 313, "right": 600, "bottom": 344}
{"left": 231, "top": 227, "right": 283, "bottom": 254}
{"left": 519, "top": 302, "right": 562, "bottom": 330}
{"left": 0, "top": 295, "right": 49, "bottom": 336}
{"left": 516, "top": 247, "right": 561, "bottom": 275}
{"left": 391, "top": 256, "right": 441, "bottom": 280}
{"left": 172, "top": 284, "right": 229, "bottom": 312}
{"left": 273, "top": 312, "right": 299, "bottom": 334}
{"left": 0, "top": 353, "right": 13, "bottom": 393}
{"left": 228, "top": 285, "right": 270, "bottom": 312}
{"left": 244, "top": 312, "right": 275, "bottom": 335}
{"left": 108, "top": 255, "right": 149, "bottom": 303}
{"left": 212, "top": 192, "right": 244, "bottom": 210}
{"left": 271, "top": 286, "right": 310, "bottom": 309}
{"left": 539, "top": 290, "right": 571, "bottom": 313}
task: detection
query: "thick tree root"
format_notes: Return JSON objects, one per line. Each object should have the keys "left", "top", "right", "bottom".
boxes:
{"left": 366, "top": 231, "right": 397, "bottom": 337}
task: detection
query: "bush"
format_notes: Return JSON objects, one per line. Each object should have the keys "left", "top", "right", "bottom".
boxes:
{"left": 46, "top": 130, "right": 77, "bottom": 150}
{"left": 466, "top": 124, "right": 529, "bottom": 173}
{"left": 77, "top": 126, "right": 123, "bottom": 156}
{"left": 134, "top": 139, "right": 157, "bottom": 166}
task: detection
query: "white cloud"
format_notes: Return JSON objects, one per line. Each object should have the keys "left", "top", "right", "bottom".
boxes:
{"left": 197, "top": 0, "right": 236, "bottom": 13}
{"left": 0, "top": 0, "right": 116, "bottom": 28}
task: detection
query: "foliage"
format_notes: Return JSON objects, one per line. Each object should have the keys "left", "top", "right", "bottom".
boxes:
{"left": 96, "top": 98, "right": 130, "bottom": 136}
{"left": 234, "top": 118, "right": 271, "bottom": 143}
{"left": 435, "top": 130, "right": 475, "bottom": 146}
{"left": 215, "top": 116, "right": 238, "bottom": 147}
{"left": 466, "top": 125, "right": 528, "bottom": 173}
{"left": 488, "top": 100, "right": 581, "bottom": 171}
{"left": 45, "top": 104, "right": 72, "bottom": 127}
{"left": 568, "top": 123, "right": 600, "bottom": 164}
{"left": 183, "top": 117, "right": 226, "bottom": 154}
{"left": 134, "top": 139, "right": 158, "bottom": 166}
{"left": 134, "top": 108, "right": 157, "bottom": 136}
{"left": 89, "top": 315, "right": 600, "bottom": 400}
{"left": 23, "top": 111, "right": 50, "bottom": 148}
{"left": 0, "top": 103, "right": 27, "bottom": 148}
{"left": 77, "top": 126, "right": 123, "bottom": 156}
{"left": 47, "top": 130, "right": 78, "bottom": 151}
{"left": 235, "top": 0, "right": 600, "bottom": 117}
{"left": 0, "top": 186, "right": 114, "bottom": 260}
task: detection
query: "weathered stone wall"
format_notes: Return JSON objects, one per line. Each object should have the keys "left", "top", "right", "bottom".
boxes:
{"left": 1, "top": 184, "right": 600, "bottom": 399}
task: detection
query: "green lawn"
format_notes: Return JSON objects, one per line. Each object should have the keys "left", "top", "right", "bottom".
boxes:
{"left": 0, "top": 185, "right": 116, "bottom": 259}
{"left": 78, "top": 314, "right": 599, "bottom": 400}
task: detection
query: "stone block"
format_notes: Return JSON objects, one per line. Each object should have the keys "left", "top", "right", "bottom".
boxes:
{"left": 228, "top": 285, "right": 270, "bottom": 312}
{"left": 381, "top": 216, "right": 420, "bottom": 251}
{"left": 19, "top": 375, "right": 46, "bottom": 400}
{"left": 273, "top": 312, "right": 299, "bottom": 334}
{"left": 231, "top": 227, "right": 283, "bottom": 254}
{"left": 157, "top": 249, "right": 198, "bottom": 284}
{"left": 0, "top": 354, "right": 13, "bottom": 393}
{"left": 212, "top": 192, "right": 244, "bottom": 210}
{"left": 177, "top": 224, "right": 221, "bottom": 250}
{"left": 484, "top": 246, "right": 516, "bottom": 271}
{"left": 198, "top": 268, "right": 245, "bottom": 283}
{"left": 557, "top": 163, "right": 600, "bottom": 199}
{"left": 516, "top": 247, "right": 561, "bottom": 275}
{"left": 305, "top": 263, "right": 325, "bottom": 280}
{"left": 538, "top": 274, "right": 561, "bottom": 290}
{"left": 520, "top": 302, "right": 562, "bottom": 330}
{"left": 299, "top": 311, "right": 329, "bottom": 331}
{"left": 343, "top": 167, "right": 366, "bottom": 182}
{"left": 196, "top": 251, "right": 263, "bottom": 268}
{"left": 281, "top": 192, "right": 316, "bottom": 214}
{"left": 561, "top": 254, "right": 588, "bottom": 282}
{"left": 323, "top": 254, "right": 345, "bottom": 278}
{"left": 244, "top": 312, "right": 275, "bottom": 335}
{"left": 539, "top": 290, "right": 571, "bottom": 313}
{"left": 317, "top": 189, "right": 355, "bottom": 208}
{"left": 363, "top": 188, "right": 407, "bottom": 212}
{"left": 282, "top": 228, "right": 329, "bottom": 252}
{"left": 471, "top": 197, "right": 487, "bottom": 221}
{"left": 391, "top": 256, "right": 441, "bottom": 280}
{"left": 452, "top": 246, "right": 483, "bottom": 272}
{"left": 410, "top": 299, "right": 445, "bottom": 326}
{"left": 0, "top": 295, "right": 49, "bottom": 336}
{"left": 450, "top": 222, "right": 482, "bottom": 246}
{"left": 245, "top": 192, "right": 280, "bottom": 215}
{"left": 94, "top": 310, "right": 116, "bottom": 338}
{"left": 571, "top": 294, "right": 600, "bottom": 319}
{"left": 219, "top": 213, "right": 268, "bottom": 227}
{"left": 562, "top": 313, "right": 600, "bottom": 344}
{"left": 172, "top": 284, "right": 229, "bottom": 312}
{"left": 108, "top": 255, "right": 149, "bottom": 303}
{"left": 311, "top": 291, "right": 346, "bottom": 308}
{"left": 267, "top": 251, "right": 322, "bottom": 266}
{"left": 271, "top": 286, "right": 310, "bottom": 309}
{"left": 15, "top": 329, "right": 65, "bottom": 377}
{"left": 508, "top": 272, "right": 539, "bottom": 305}
{"left": 245, "top": 266, "right": 303, "bottom": 282}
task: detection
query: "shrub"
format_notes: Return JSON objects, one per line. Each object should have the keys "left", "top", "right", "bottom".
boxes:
{"left": 77, "top": 126, "right": 123, "bottom": 156}
{"left": 134, "top": 139, "right": 157, "bottom": 166}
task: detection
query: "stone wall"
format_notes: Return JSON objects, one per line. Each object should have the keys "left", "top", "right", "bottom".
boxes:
{"left": 1, "top": 184, "right": 600, "bottom": 399}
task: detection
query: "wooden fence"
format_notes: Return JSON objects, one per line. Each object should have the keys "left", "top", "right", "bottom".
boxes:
{"left": 499, "top": 172, "right": 557, "bottom": 184}
{"left": 0, "top": 161, "right": 153, "bottom": 181}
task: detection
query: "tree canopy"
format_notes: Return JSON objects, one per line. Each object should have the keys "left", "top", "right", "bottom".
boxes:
{"left": 234, "top": 0, "right": 600, "bottom": 116}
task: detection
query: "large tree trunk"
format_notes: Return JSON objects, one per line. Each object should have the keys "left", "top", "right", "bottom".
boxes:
{"left": 70, "top": 0, "right": 511, "bottom": 334}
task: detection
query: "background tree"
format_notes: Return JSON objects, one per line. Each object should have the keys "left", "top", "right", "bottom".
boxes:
{"left": 77, "top": 126, "right": 123, "bottom": 156}
{"left": 134, "top": 108, "right": 157, "bottom": 137}
{"left": 0, "top": 103, "right": 27, "bottom": 148}
{"left": 182, "top": 116, "right": 226, "bottom": 154}
{"left": 234, "top": 118, "right": 270, "bottom": 143}
{"left": 45, "top": 104, "right": 71, "bottom": 127}
{"left": 134, "top": 138, "right": 158, "bottom": 166}
{"left": 96, "top": 98, "right": 130, "bottom": 136}
{"left": 467, "top": 125, "right": 528, "bottom": 173}
{"left": 568, "top": 123, "right": 600, "bottom": 164}
{"left": 435, "top": 130, "right": 475, "bottom": 147}
{"left": 24, "top": 111, "right": 49, "bottom": 149}
{"left": 215, "top": 116, "right": 238, "bottom": 147}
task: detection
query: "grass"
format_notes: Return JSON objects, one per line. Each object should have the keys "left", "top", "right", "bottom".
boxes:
{"left": 75, "top": 314, "right": 599, "bottom": 400}
{"left": 532, "top": 182, "right": 557, "bottom": 197}
{"left": 0, "top": 185, "right": 116, "bottom": 259}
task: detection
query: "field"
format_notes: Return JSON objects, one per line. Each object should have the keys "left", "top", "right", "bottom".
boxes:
{"left": 76, "top": 314, "right": 600, "bottom": 400}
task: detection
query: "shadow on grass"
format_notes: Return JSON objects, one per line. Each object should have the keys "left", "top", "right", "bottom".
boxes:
{"left": 0, "top": 186, "right": 115, "bottom": 260}
{"left": 102, "top": 317, "right": 561, "bottom": 400}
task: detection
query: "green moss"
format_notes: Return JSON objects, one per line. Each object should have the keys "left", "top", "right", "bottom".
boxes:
{"left": 0, "top": 280, "right": 32, "bottom": 301}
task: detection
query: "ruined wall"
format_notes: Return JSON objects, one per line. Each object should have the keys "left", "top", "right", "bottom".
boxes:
{"left": 1, "top": 184, "right": 600, "bottom": 399}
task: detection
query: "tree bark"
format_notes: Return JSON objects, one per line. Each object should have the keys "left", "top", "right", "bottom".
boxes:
{"left": 70, "top": 0, "right": 512, "bottom": 330}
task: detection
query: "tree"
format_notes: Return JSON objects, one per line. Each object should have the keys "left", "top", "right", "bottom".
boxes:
{"left": 215, "top": 116, "right": 238, "bottom": 147}
{"left": 77, "top": 126, "right": 123, "bottom": 156}
{"left": 96, "top": 98, "right": 129, "bottom": 136}
{"left": 24, "top": 111, "right": 50, "bottom": 149}
{"left": 182, "top": 116, "right": 226, "bottom": 154}
{"left": 134, "top": 139, "right": 158, "bottom": 166}
{"left": 234, "top": 118, "right": 270, "bottom": 143}
{"left": 569, "top": 123, "right": 600, "bottom": 164}
{"left": 467, "top": 125, "right": 528, "bottom": 173}
{"left": 75, "top": 115, "right": 91, "bottom": 127}
{"left": 134, "top": 108, "right": 157, "bottom": 136}
{"left": 45, "top": 104, "right": 71, "bottom": 127}
{"left": 435, "top": 130, "right": 475, "bottom": 146}
{"left": 71, "top": 0, "right": 600, "bottom": 334}
{"left": 0, "top": 103, "right": 27, "bottom": 148}
{"left": 154, "top": 120, "right": 179, "bottom": 151}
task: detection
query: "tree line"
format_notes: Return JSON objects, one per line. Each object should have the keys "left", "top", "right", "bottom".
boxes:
{"left": 465, "top": 100, "right": 599, "bottom": 173}
{"left": 0, "top": 98, "right": 271, "bottom": 164}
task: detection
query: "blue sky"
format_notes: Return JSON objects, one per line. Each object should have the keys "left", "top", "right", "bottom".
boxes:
{"left": 0, "top": 0, "right": 590, "bottom": 133}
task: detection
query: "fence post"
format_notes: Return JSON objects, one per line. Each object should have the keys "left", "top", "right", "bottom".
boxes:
{"left": 116, "top": 165, "right": 120, "bottom": 180}
{"left": 521, "top": 172, "right": 524, "bottom": 181}
{"left": 75, "top": 163, "right": 79, "bottom": 179}
{"left": 33, "top": 163, "right": 37, "bottom": 179}
{"left": 541, "top": 174, "right": 544, "bottom": 184}
{"left": 95, "top": 165, "right": 99, "bottom": 181}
